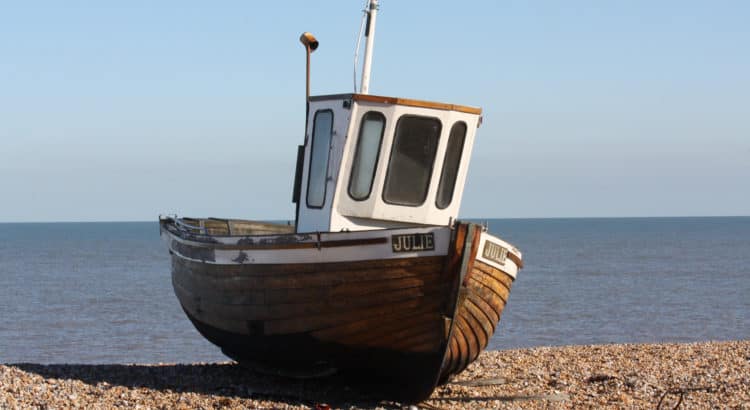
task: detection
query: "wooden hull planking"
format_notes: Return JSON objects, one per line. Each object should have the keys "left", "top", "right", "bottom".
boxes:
{"left": 171, "top": 255, "right": 451, "bottom": 347}
{"left": 438, "top": 223, "right": 519, "bottom": 383}
{"left": 160, "top": 218, "right": 521, "bottom": 402}
{"left": 439, "top": 259, "right": 514, "bottom": 382}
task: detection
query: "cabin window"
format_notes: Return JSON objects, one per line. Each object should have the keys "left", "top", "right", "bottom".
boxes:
{"left": 348, "top": 111, "right": 386, "bottom": 200}
{"left": 383, "top": 115, "right": 442, "bottom": 206}
{"left": 306, "top": 110, "right": 333, "bottom": 208}
{"left": 436, "top": 121, "right": 467, "bottom": 209}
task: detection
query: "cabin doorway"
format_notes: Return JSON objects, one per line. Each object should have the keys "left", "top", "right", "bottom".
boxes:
{"left": 296, "top": 99, "right": 350, "bottom": 233}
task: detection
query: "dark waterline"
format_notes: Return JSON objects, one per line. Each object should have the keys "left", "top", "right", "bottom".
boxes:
{"left": 1, "top": 217, "right": 748, "bottom": 364}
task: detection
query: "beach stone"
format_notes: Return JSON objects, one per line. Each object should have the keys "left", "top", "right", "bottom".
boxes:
{"left": 1, "top": 340, "right": 748, "bottom": 409}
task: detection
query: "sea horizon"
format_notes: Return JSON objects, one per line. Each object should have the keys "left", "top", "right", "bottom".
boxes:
{"left": 2, "top": 215, "right": 749, "bottom": 224}
{"left": 2, "top": 216, "right": 748, "bottom": 365}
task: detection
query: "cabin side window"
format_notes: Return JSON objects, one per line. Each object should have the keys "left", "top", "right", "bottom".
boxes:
{"left": 306, "top": 110, "right": 334, "bottom": 208}
{"left": 436, "top": 121, "right": 467, "bottom": 209}
{"left": 348, "top": 111, "right": 386, "bottom": 201}
{"left": 382, "top": 115, "right": 442, "bottom": 206}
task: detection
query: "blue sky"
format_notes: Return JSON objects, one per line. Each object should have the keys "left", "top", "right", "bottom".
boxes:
{"left": 1, "top": 1, "right": 748, "bottom": 222}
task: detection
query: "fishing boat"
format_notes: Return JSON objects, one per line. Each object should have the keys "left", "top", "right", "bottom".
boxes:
{"left": 160, "top": 0, "right": 522, "bottom": 402}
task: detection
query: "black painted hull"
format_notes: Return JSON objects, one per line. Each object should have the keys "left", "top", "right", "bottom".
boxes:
{"left": 184, "top": 309, "right": 443, "bottom": 402}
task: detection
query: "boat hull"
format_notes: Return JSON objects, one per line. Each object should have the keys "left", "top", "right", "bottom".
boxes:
{"left": 161, "top": 218, "right": 521, "bottom": 402}
{"left": 183, "top": 307, "right": 445, "bottom": 401}
{"left": 439, "top": 259, "right": 515, "bottom": 383}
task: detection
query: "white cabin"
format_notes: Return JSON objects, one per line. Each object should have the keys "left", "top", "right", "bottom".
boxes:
{"left": 293, "top": 93, "right": 482, "bottom": 233}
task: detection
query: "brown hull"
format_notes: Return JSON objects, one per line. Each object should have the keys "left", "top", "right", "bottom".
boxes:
{"left": 439, "top": 259, "right": 514, "bottom": 382}
{"left": 162, "top": 219, "right": 519, "bottom": 402}
{"left": 172, "top": 255, "right": 452, "bottom": 352}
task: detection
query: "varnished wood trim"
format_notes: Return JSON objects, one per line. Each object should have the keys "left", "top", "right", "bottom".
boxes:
{"left": 438, "top": 223, "right": 477, "bottom": 383}
{"left": 174, "top": 279, "right": 449, "bottom": 322}
{"left": 323, "top": 312, "right": 439, "bottom": 346}
{"left": 462, "top": 227, "right": 482, "bottom": 286}
{"left": 468, "top": 278, "right": 509, "bottom": 317}
{"left": 469, "top": 274, "right": 510, "bottom": 305}
{"left": 463, "top": 308, "right": 490, "bottom": 354}
{"left": 442, "top": 224, "right": 467, "bottom": 315}
{"left": 456, "top": 314, "right": 481, "bottom": 363}
{"left": 447, "top": 337, "right": 458, "bottom": 371}
{"left": 312, "top": 308, "right": 440, "bottom": 343}
{"left": 507, "top": 252, "right": 524, "bottom": 269}
{"left": 474, "top": 262, "right": 514, "bottom": 290}
{"left": 466, "top": 291, "right": 500, "bottom": 326}
{"left": 264, "top": 297, "right": 446, "bottom": 335}
{"left": 452, "top": 324, "right": 472, "bottom": 375}
{"left": 352, "top": 94, "right": 482, "bottom": 115}
{"left": 463, "top": 298, "right": 496, "bottom": 341}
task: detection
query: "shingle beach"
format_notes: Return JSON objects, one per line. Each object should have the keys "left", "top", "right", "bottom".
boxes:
{"left": 2, "top": 340, "right": 748, "bottom": 409}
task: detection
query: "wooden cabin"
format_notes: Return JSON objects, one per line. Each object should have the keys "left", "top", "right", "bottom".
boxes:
{"left": 293, "top": 93, "right": 482, "bottom": 233}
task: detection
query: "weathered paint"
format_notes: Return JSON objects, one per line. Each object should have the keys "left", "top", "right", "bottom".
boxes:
{"left": 163, "top": 219, "right": 453, "bottom": 265}
{"left": 160, "top": 217, "right": 522, "bottom": 402}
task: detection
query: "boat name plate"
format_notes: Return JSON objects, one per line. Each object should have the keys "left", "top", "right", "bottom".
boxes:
{"left": 391, "top": 233, "right": 435, "bottom": 252}
{"left": 482, "top": 241, "right": 508, "bottom": 265}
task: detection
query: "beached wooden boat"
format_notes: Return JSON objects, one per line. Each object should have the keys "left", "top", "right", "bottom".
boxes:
{"left": 160, "top": 1, "right": 522, "bottom": 402}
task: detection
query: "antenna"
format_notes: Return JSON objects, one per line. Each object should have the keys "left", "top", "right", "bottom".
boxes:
{"left": 359, "top": 0, "right": 378, "bottom": 95}
{"left": 353, "top": 3, "right": 368, "bottom": 92}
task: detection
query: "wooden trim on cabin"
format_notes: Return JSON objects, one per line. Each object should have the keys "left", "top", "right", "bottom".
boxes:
{"left": 308, "top": 93, "right": 482, "bottom": 115}
{"left": 353, "top": 94, "right": 482, "bottom": 115}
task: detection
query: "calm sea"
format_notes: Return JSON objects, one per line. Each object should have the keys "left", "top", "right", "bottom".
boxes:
{"left": 1, "top": 217, "right": 748, "bottom": 364}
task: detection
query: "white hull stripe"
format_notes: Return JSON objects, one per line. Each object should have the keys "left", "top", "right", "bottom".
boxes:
{"left": 164, "top": 226, "right": 452, "bottom": 265}
{"left": 475, "top": 232, "right": 523, "bottom": 279}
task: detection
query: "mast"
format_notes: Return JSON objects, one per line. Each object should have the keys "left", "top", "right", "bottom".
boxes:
{"left": 360, "top": 0, "right": 378, "bottom": 95}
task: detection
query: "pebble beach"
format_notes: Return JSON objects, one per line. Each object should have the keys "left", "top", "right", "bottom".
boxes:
{"left": 2, "top": 340, "right": 748, "bottom": 409}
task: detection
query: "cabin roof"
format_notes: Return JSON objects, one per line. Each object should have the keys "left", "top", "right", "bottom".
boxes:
{"left": 309, "top": 93, "right": 482, "bottom": 115}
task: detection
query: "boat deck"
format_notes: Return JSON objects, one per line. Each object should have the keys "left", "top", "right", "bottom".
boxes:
{"left": 177, "top": 217, "right": 295, "bottom": 236}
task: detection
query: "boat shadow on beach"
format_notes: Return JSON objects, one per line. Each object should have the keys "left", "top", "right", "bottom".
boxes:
{"left": 11, "top": 362, "right": 571, "bottom": 407}
{"left": 12, "top": 362, "right": 426, "bottom": 408}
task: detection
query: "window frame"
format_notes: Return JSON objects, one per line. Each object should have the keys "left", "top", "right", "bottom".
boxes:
{"left": 348, "top": 111, "right": 387, "bottom": 201}
{"left": 305, "top": 109, "right": 334, "bottom": 209}
{"left": 435, "top": 121, "right": 468, "bottom": 209}
{"left": 382, "top": 114, "right": 443, "bottom": 207}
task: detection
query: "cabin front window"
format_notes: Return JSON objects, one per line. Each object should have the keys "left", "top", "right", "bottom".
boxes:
{"left": 348, "top": 111, "right": 386, "bottom": 200}
{"left": 383, "top": 115, "right": 442, "bottom": 206}
{"left": 436, "top": 121, "right": 467, "bottom": 209}
{"left": 306, "top": 110, "right": 333, "bottom": 208}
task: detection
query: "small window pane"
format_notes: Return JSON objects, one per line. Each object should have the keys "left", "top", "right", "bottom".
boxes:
{"left": 306, "top": 110, "right": 333, "bottom": 208}
{"left": 349, "top": 112, "right": 386, "bottom": 200}
{"left": 436, "top": 122, "right": 467, "bottom": 209}
{"left": 383, "top": 116, "right": 442, "bottom": 206}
